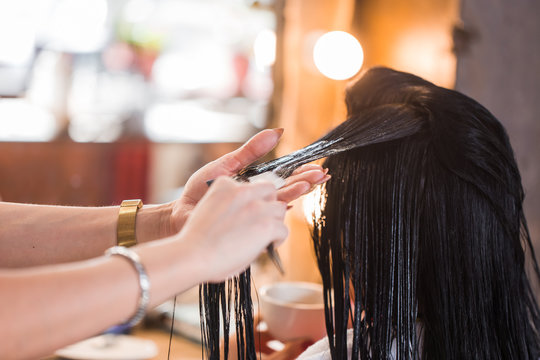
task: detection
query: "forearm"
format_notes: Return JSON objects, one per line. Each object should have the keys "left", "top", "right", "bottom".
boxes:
{"left": 0, "top": 236, "right": 203, "bottom": 360}
{"left": 0, "top": 177, "right": 293, "bottom": 359}
{"left": 0, "top": 202, "right": 173, "bottom": 267}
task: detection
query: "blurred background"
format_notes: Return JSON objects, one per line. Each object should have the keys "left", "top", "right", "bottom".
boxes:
{"left": 0, "top": 0, "right": 538, "bottom": 290}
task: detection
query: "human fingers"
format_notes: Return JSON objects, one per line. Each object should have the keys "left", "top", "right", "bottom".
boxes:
{"left": 219, "top": 128, "right": 283, "bottom": 172}
{"left": 269, "top": 218, "right": 289, "bottom": 241}
{"left": 178, "top": 129, "right": 283, "bottom": 208}
{"left": 254, "top": 200, "right": 287, "bottom": 220}
{"left": 277, "top": 182, "right": 310, "bottom": 204}
{"left": 177, "top": 172, "right": 292, "bottom": 282}
{"left": 277, "top": 166, "right": 329, "bottom": 203}
{"left": 283, "top": 168, "right": 328, "bottom": 187}
{"left": 233, "top": 179, "right": 279, "bottom": 203}
{"left": 201, "top": 178, "right": 287, "bottom": 241}
{"left": 194, "top": 176, "right": 278, "bottom": 221}
{"left": 291, "top": 163, "right": 324, "bottom": 175}
{"left": 277, "top": 174, "right": 330, "bottom": 204}
{"left": 198, "top": 129, "right": 283, "bottom": 182}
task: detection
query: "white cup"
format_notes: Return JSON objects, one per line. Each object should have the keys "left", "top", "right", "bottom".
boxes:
{"left": 259, "top": 281, "right": 326, "bottom": 342}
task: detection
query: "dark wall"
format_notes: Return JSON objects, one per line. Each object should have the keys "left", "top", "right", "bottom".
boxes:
{"left": 455, "top": 0, "right": 540, "bottom": 262}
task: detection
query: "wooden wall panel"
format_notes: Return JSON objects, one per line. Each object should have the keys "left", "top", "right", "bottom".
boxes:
{"left": 0, "top": 142, "right": 148, "bottom": 206}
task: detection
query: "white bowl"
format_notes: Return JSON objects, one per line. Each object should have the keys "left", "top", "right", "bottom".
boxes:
{"left": 259, "top": 281, "right": 326, "bottom": 342}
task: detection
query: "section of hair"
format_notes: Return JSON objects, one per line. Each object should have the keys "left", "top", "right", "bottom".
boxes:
{"left": 237, "top": 104, "right": 424, "bottom": 180}
{"left": 200, "top": 270, "right": 256, "bottom": 360}
{"left": 313, "top": 137, "right": 426, "bottom": 358}
{"left": 200, "top": 67, "right": 540, "bottom": 359}
{"left": 314, "top": 67, "right": 540, "bottom": 359}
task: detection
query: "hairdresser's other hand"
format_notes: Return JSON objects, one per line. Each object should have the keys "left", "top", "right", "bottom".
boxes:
{"left": 178, "top": 176, "right": 287, "bottom": 282}
{"left": 168, "top": 129, "right": 329, "bottom": 235}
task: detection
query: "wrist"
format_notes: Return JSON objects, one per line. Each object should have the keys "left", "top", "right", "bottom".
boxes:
{"left": 135, "top": 233, "right": 207, "bottom": 306}
{"left": 174, "top": 232, "right": 207, "bottom": 284}
{"left": 135, "top": 202, "right": 174, "bottom": 243}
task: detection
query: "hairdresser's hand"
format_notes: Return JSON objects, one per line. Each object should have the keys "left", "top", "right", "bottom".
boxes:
{"left": 167, "top": 129, "right": 330, "bottom": 235}
{"left": 178, "top": 176, "right": 288, "bottom": 282}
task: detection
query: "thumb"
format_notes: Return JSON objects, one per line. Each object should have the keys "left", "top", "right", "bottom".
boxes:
{"left": 204, "top": 128, "right": 283, "bottom": 179}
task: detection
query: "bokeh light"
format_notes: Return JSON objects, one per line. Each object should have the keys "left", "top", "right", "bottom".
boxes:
{"left": 313, "top": 31, "right": 363, "bottom": 80}
{"left": 0, "top": 99, "right": 57, "bottom": 142}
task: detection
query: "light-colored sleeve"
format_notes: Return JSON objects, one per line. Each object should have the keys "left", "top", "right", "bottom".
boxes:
{"left": 296, "top": 334, "right": 333, "bottom": 360}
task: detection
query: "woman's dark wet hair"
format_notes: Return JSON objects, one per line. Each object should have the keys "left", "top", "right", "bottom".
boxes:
{"left": 200, "top": 67, "right": 540, "bottom": 359}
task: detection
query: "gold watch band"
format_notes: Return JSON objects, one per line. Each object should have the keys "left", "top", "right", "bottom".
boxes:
{"left": 117, "top": 199, "right": 143, "bottom": 247}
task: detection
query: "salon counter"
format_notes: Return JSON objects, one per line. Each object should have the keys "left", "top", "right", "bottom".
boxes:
{"left": 131, "top": 327, "right": 202, "bottom": 359}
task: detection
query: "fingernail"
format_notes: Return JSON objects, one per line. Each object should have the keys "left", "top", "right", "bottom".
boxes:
{"left": 273, "top": 128, "right": 284, "bottom": 137}
{"left": 323, "top": 168, "right": 329, "bottom": 174}
{"left": 315, "top": 174, "right": 331, "bottom": 185}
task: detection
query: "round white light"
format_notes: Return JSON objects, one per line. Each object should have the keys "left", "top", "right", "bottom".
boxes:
{"left": 313, "top": 31, "right": 364, "bottom": 80}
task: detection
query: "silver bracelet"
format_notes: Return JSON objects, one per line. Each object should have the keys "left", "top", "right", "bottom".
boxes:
{"left": 105, "top": 246, "right": 150, "bottom": 328}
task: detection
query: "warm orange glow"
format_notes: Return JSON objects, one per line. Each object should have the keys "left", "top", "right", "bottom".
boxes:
{"left": 391, "top": 27, "right": 456, "bottom": 88}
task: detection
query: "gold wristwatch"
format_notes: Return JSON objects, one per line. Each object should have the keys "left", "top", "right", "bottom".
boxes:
{"left": 117, "top": 199, "right": 143, "bottom": 247}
